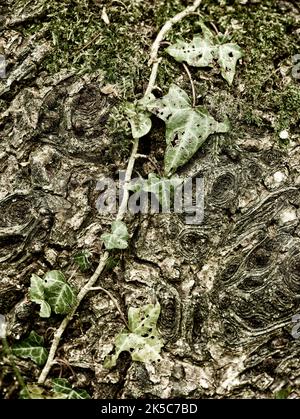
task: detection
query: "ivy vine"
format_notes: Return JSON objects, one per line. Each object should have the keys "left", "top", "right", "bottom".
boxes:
{"left": 4, "top": 0, "right": 243, "bottom": 397}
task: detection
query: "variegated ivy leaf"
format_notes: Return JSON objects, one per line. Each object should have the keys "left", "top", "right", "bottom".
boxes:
{"left": 29, "top": 271, "right": 76, "bottom": 317}
{"left": 166, "top": 35, "right": 215, "bottom": 68}
{"left": 30, "top": 274, "right": 51, "bottom": 318}
{"left": 12, "top": 331, "right": 48, "bottom": 366}
{"left": 44, "top": 270, "right": 77, "bottom": 315}
{"left": 74, "top": 250, "right": 92, "bottom": 272}
{"left": 52, "top": 378, "right": 91, "bottom": 399}
{"left": 166, "top": 23, "right": 242, "bottom": 85}
{"left": 218, "top": 43, "right": 243, "bottom": 85}
{"left": 101, "top": 220, "right": 129, "bottom": 250}
{"left": 147, "top": 84, "right": 230, "bottom": 175}
{"left": 128, "top": 173, "right": 183, "bottom": 209}
{"left": 104, "top": 302, "right": 163, "bottom": 369}
{"left": 125, "top": 94, "right": 155, "bottom": 139}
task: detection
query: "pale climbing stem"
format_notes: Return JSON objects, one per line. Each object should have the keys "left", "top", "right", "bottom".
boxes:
{"left": 37, "top": 0, "right": 203, "bottom": 385}
{"left": 182, "top": 62, "right": 197, "bottom": 108}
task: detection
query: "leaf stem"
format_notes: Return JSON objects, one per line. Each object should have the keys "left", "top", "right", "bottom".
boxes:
{"left": 37, "top": 0, "right": 203, "bottom": 386}
{"left": 182, "top": 62, "right": 197, "bottom": 108}
{"left": 89, "top": 287, "right": 129, "bottom": 329}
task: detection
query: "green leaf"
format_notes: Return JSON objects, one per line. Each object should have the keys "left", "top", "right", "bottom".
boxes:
{"left": 104, "top": 302, "right": 163, "bottom": 369}
{"left": 101, "top": 220, "right": 129, "bottom": 250}
{"left": 30, "top": 274, "right": 51, "bottom": 318}
{"left": 20, "top": 385, "right": 45, "bottom": 399}
{"left": 29, "top": 271, "right": 76, "bottom": 317}
{"left": 274, "top": 388, "right": 292, "bottom": 400}
{"left": 74, "top": 250, "right": 92, "bottom": 272}
{"left": 129, "top": 173, "right": 183, "bottom": 208}
{"left": 44, "top": 270, "right": 77, "bottom": 315}
{"left": 218, "top": 43, "right": 243, "bottom": 85}
{"left": 125, "top": 94, "right": 155, "bottom": 139}
{"left": 52, "top": 378, "right": 91, "bottom": 399}
{"left": 147, "top": 84, "right": 230, "bottom": 175}
{"left": 20, "top": 384, "right": 69, "bottom": 399}
{"left": 166, "top": 23, "right": 242, "bottom": 85}
{"left": 12, "top": 331, "right": 48, "bottom": 366}
{"left": 166, "top": 36, "right": 215, "bottom": 67}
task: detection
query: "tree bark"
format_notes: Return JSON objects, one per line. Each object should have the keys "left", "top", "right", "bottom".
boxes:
{"left": 1, "top": 0, "right": 300, "bottom": 399}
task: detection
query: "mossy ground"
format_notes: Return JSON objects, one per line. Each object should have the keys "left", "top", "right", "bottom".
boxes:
{"left": 15, "top": 0, "right": 300, "bottom": 144}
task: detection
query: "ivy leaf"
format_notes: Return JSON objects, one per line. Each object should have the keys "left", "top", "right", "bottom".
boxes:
{"left": 52, "top": 378, "right": 91, "bottom": 399}
{"left": 20, "top": 384, "right": 71, "bottom": 399}
{"left": 29, "top": 271, "right": 76, "bottom": 317}
{"left": 74, "top": 250, "right": 92, "bottom": 272}
{"left": 147, "top": 84, "right": 230, "bottom": 175}
{"left": 125, "top": 94, "right": 155, "bottom": 139}
{"left": 44, "top": 271, "right": 77, "bottom": 315}
{"left": 29, "top": 274, "right": 51, "bottom": 318}
{"left": 101, "top": 220, "right": 129, "bottom": 250}
{"left": 166, "top": 23, "right": 242, "bottom": 85}
{"left": 20, "top": 385, "right": 46, "bottom": 399}
{"left": 104, "top": 302, "right": 163, "bottom": 369}
{"left": 218, "top": 43, "right": 243, "bottom": 85}
{"left": 129, "top": 173, "right": 183, "bottom": 208}
{"left": 12, "top": 331, "right": 48, "bottom": 366}
{"left": 166, "top": 36, "right": 215, "bottom": 67}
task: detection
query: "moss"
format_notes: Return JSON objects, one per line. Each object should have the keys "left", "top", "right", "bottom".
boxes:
{"left": 14, "top": 0, "right": 300, "bottom": 141}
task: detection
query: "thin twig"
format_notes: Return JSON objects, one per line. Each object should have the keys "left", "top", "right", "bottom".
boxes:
{"left": 210, "top": 22, "right": 219, "bottom": 36}
{"left": 89, "top": 286, "right": 129, "bottom": 328}
{"left": 38, "top": 252, "right": 110, "bottom": 384}
{"left": 77, "top": 31, "right": 102, "bottom": 52}
{"left": 182, "top": 62, "right": 196, "bottom": 108}
{"left": 116, "top": 137, "right": 139, "bottom": 221}
{"left": 38, "top": 0, "right": 203, "bottom": 386}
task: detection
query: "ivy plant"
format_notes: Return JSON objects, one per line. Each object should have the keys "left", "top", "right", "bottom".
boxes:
{"left": 52, "top": 378, "right": 91, "bottom": 399}
{"left": 12, "top": 331, "right": 48, "bottom": 366}
{"left": 74, "top": 250, "right": 92, "bottom": 272}
{"left": 125, "top": 94, "right": 155, "bottom": 139}
{"left": 19, "top": 380, "right": 91, "bottom": 399}
{"left": 166, "top": 22, "right": 243, "bottom": 85}
{"left": 30, "top": 271, "right": 77, "bottom": 318}
{"left": 101, "top": 220, "right": 129, "bottom": 250}
{"left": 104, "top": 303, "right": 163, "bottom": 369}
{"left": 147, "top": 84, "right": 229, "bottom": 175}
{"left": 129, "top": 173, "right": 183, "bottom": 208}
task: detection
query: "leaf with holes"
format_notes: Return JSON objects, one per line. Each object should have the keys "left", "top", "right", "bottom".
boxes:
{"left": 12, "top": 331, "right": 48, "bottom": 366}
{"left": 52, "top": 378, "right": 91, "bottom": 399}
{"left": 166, "top": 35, "right": 215, "bottom": 68}
{"left": 125, "top": 94, "right": 155, "bottom": 139}
{"left": 218, "top": 43, "right": 243, "bottom": 85}
{"left": 30, "top": 274, "right": 51, "bottom": 318}
{"left": 166, "top": 23, "right": 242, "bottom": 85}
{"left": 147, "top": 84, "right": 230, "bottom": 175}
{"left": 104, "top": 302, "right": 163, "bottom": 369}
{"left": 101, "top": 220, "right": 129, "bottom": 250}
{"left": 44, "top": 270, "right": 77, "bottom": 315}
{"left": 128, "top": 173, "right": 183, "bottom": 209}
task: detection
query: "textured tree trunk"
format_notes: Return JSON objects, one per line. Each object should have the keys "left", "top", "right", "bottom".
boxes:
{"left": 1, "top": 0, "right": 300, "bottom": 399}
